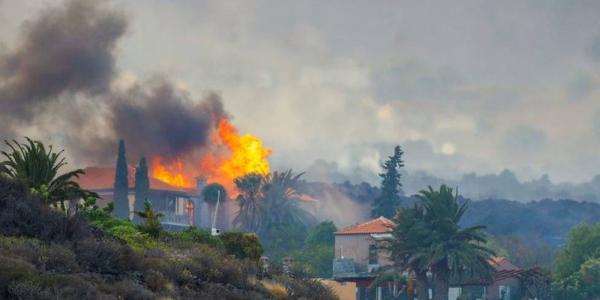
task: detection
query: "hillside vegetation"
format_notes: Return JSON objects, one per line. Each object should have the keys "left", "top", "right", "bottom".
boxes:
{"left": 0, "top": 177, "right": 337, "bottom": 299}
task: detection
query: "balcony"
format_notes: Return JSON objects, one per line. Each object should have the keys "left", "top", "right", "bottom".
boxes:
{"left": 333, "top": 258, "right": 380, "bottom": 280}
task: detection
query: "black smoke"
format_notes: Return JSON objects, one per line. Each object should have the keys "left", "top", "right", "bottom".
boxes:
{"left": 110, "top": 83, "right": 227, "bottom": 160}
{"left": 0, "top": 0, "right": 230, "bottom": 165}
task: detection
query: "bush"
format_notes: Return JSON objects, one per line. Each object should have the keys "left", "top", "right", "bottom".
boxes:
{"left": 0, "top": 256, "right": 37, "bottom": 296}
{"left": 0, "top": 178, "right": 95, "bottom": 243}
{"left": 75, "top": 237, "right": 141, "bottom": 275}
{"left": 144, "top": 269, "right": 169, "bottom": 292}
{"left": 7, "top": 280, "right": 47, "bottom": 300}
{"left": 168, "top": 226, "right": 224, "bottom": 250}
{"left": 220, "top": 231, "right": 263, "bottom": 261}
{"left": 275, "top": 276, "right": 338, "bottom": 300}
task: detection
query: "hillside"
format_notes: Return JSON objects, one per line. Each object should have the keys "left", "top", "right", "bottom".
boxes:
{"left": 299, "top": 180, "right": 600, "bottom": 248}
{"left": 462, "top": 198, "right": 600, "bottom": 246}
{"left": 0, "top": 177, "right": 337, "bottom": 299}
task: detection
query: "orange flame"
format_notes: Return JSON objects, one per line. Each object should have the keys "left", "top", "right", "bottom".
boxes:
{"left": 150, "top": 119, "right": 271, "bottom": 195}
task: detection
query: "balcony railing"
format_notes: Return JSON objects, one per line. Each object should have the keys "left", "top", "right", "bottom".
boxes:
{"left": 160, "top": 212, "right": 191, "bottom": 226}
{"left": 333, "top": 258, "right": 380, "bottom": 279}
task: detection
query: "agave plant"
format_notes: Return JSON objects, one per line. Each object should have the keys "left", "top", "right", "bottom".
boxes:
{"left": 0, "top": 138, "right": 97, "bottom": 207}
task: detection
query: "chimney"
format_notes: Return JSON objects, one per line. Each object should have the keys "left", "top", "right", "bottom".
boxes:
{"left": 196, "top": 176, "right": 207, "bottom": 197}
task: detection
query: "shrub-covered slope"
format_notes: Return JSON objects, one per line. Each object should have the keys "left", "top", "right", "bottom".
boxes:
{"left": 0, "top": 177, "right": 337, "bottom": 300}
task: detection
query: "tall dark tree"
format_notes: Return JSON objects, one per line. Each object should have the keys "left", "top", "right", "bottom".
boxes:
{"left": 113, "top": 140, "right": 129, "bottom": 219}
{"left": 133, "top": 157, "right": 149, "bottom": 224}
{"left": 372, "top": 145, "right": 404, "bottom": 218}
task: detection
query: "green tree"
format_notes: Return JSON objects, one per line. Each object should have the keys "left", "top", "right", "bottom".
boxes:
{"left": 387, "top": 185, "right": 495, "bottom": 300}
{"left": 134, "top": 199, "right": 164, "bottom": 238}
{"left": 133, "top": 157, "right": 149, "bottom": 224}
{"left": 202, "top": 183, "right": 227, "bottom": 226}
{"left": 294, "top": 221, "right": 338, "bottom": 278}
{"left": 553, "top": 222, "right": 600, "bottom": 299}
{"left": 305, "top": 221, "right": 336, "bottom": 247}
{"left": 554, "top": 222, "right": 600, "bottom": 279}
{"left": 0, "top": 138, "right": 97, "bottom": 207}
{"left": 113, "top": 140, "right": 129, "bottom": 219}
{"left": 372, "top": 145, "right": 404, "bottom": 218}
{"left": 233, "top": 173, "right": 263, "bottom": 231}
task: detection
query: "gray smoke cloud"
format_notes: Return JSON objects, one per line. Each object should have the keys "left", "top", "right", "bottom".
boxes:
{"left": 0, "top": 0, "right": 126, "bottom": 120}
{"left": 0, "top": 0, "right": 229, "bottom": 165}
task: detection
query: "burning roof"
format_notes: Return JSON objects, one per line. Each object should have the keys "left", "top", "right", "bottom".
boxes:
{"left": 75, "top": 166, "right": 195, "bottom": 193}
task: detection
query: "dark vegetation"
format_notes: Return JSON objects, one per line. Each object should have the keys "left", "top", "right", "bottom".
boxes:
{"left": 0, "top": 138, "right": 337, "bottom": 300}
{"left": 0, "top": 176, "right": 337, "bottom": 299}
{"left": 371, "top": 145, "right": 404, "bottom": 218}
{"left": 298, "top": 179, "right": 600, "bottom": 269}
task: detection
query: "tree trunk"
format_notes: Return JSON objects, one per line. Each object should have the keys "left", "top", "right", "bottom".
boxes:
{"left": 415, "top": 270, "right": 430, "bottom": 300}
{"left": 432, "top": 264, "right": 449, "bottom": 300}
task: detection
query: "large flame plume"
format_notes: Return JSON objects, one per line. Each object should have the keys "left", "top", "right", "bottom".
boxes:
{"left": 150, "top": 119, "right": 271, "bottom": 195}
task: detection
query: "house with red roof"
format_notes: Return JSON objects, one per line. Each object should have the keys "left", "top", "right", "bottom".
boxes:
{"left": 332, "top": 217, "right": 550, "bottom": 300}
{"left": 75, "top": 166, "right": 204, "bottom": 229}
{"left": 332, "top": 217, "right": 395, "bottom": 299}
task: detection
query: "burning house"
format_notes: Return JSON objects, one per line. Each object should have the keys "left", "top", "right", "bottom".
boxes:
{"left": 76, "top": 166, "right": 202, "bottom": 229}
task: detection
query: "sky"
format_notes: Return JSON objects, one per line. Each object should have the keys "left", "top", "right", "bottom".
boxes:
{"left": 2, "top": 0, "right": 600, "bottom": 185}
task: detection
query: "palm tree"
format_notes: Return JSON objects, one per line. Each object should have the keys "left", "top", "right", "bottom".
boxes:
{"left": 387, "top": 185, "right": 495, "bottom": 300}
{"left": 233, "top": 170, "right": 314, "bottom": 234}
{"left": 369, "top": 268, "right": 409, "bottom": 299}
{"left": 0, "top": 138, "right": 97, "bottom": 208}
{"left": 257, "top": 170, "right": 314, "bottom": 233}
{"left": 387, "top": 205, "right": 431, "bottom": 300}
{"left": 233, "top": 173, "right": 263, "bottom": 231}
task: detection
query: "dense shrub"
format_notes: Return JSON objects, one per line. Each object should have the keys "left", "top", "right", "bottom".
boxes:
{"left": 75, "top": 237, "right": 141, "bottom": 275}
{"left": 167, "top": 226, "right": 224, "bottom": 249}
{"left": 0, "top": 177, "right": 94, "bottom": 242}
{"left": 275, "top": 276, "right": 338, "bottom": 300}
{"left": 221, "top": 231, "right": 264, "bottom": 261}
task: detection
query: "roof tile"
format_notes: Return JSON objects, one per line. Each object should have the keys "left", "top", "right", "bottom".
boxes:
{"left": 335, "top": 216, "right": 394, "bottom": 235}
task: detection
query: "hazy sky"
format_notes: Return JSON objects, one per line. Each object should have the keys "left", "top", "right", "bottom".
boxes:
{"left": 2, "top": 0, "right": 600, "bottom": 184}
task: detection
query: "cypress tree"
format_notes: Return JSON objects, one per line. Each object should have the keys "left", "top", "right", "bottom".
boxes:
{"left": 371, "top": 145, "right": 404, "bottom": 218}
{"left": 113, "top": 140, "right": 130, "bottom": 219}
{"left": 134, "top": 157, "right": 150, "bottom": 224}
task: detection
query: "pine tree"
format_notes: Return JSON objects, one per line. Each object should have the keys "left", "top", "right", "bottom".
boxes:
{"left": 113, "top": 140, "right": 129, "bottom": 219}
{"left": 371, "top": 145, "right": 404, "bottom": 218}
{"left": 134, "top": 157, "right": 150, "bottom": 224}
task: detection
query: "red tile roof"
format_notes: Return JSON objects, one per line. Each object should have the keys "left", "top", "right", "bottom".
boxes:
{"left": 335, "top": 217, "right": 395, "bottom": 235}
{"left": 75, "top": 166, "right": 195, "bottom": 194}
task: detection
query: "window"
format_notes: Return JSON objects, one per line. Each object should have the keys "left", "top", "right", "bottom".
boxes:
{"left": 368, "top": 244, "right": 378, "bottom": 264}
{"left": 499, "top": 285, "right": 510, "bottom": 300}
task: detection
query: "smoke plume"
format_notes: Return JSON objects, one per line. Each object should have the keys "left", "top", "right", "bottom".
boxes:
{"left": 0, "top": 0, "right": 229, "bottom": 165}
{"left": 110, "top": 83, "right": 228, "bottom": 160}
{"left": 0, "top": 0, "right": 126, "bottom": 120}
